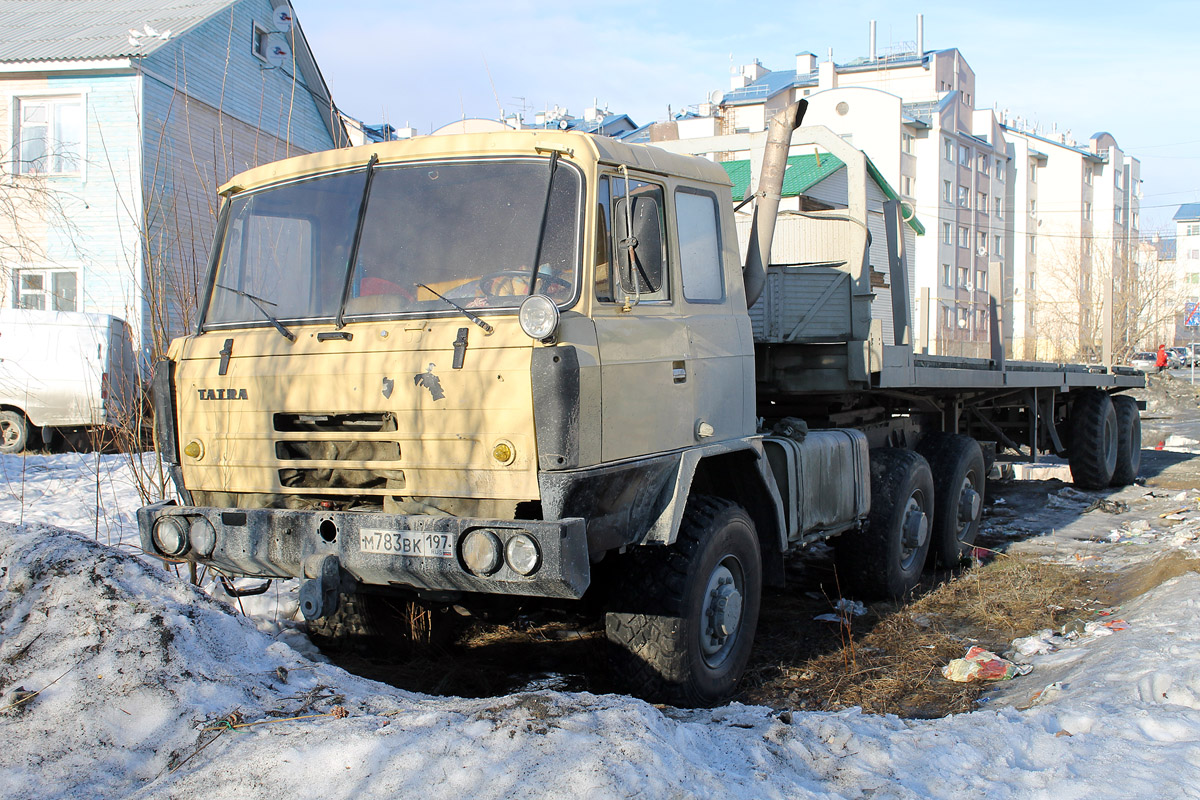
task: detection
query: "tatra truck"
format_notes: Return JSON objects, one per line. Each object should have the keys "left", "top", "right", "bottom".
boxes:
{"left": 139, "top": 101, "right": 1143, "bottom": 705}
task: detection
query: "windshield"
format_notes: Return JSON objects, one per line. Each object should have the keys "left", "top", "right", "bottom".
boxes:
{"left": 203, "top": 158, "right": 582, "bottom": 329}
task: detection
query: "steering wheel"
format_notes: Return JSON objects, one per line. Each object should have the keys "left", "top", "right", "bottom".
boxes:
{"left": 457, "top": 270, "right": 573, "bottom": 301}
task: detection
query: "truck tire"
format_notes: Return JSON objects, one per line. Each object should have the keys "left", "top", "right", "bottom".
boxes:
{"left": 605, "top": 496, "right": 761, "bottom": 707}
{"left": 0, "top": 411, "right": 30, "bottom": 455}
{"left": 1110, "top": 394, "right": 1141, "bottom": 486}
{"left": 917, "top": 433, "right": 985, "bottom": 568}
{"left": 834, "top": 448, "right": 934, "bottom": 600}
{"left": 1068, "top": 390, "right": 1118, "bottom": 489}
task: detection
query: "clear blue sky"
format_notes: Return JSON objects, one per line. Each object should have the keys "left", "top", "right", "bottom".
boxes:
{"left": 299, "top": 0, "right": 1199, "bottom": 232}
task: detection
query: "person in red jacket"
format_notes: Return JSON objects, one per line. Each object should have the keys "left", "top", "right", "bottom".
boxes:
{"left": 1156, "top": 344, "right": 1168, "bottom": 372}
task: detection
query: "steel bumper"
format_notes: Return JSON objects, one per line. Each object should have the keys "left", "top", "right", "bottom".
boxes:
{"left": 137, "top": 500, "right": 590, "bottom": 600}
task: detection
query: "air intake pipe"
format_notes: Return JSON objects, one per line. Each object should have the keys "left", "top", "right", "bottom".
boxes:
{"left": 743, "top": 99, "right": 808, "bottom": 308}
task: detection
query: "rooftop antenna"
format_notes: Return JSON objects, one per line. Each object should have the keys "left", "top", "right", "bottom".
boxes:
{"left": 482, "top": 55, "right": 504, "bottom": 119}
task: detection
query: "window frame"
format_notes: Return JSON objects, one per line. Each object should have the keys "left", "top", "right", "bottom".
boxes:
{"left": 597, "top": 171, "right": 671, "bottom": 305}
{"left": 12, "top": 93, "right": 86, "bottom": 178}
{"left": 13, "top": 267, "right": 79, "bottom": 311}
{"left": 251, "top": 21, "right": 271, "bottom": 62}
{"left": 673, "top": 185, "right": 725, "bottom": 304}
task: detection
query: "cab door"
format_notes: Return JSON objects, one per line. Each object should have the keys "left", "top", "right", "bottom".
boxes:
{"left": 593, "top": 173, "right": 693, "bottom": 462}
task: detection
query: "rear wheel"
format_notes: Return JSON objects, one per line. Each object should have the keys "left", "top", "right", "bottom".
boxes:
{"left": 917, "top": 433, "right": 985, "bottom": 568}
{"left": 1068, "top": 390, "right": 1117, "bottom": 489}
{"left": 605, "top": 496, "right": 761, "bottom": 707}
{"left": 835, "top": 448, "right": 934, "bottom": 599}
{"left": 0, "top": 411, "right": 30, "bottom": 455}
{"left": 1110, "top": 394, "right": 1141, "bottom": 486}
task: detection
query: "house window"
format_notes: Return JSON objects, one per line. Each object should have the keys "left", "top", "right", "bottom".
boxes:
{"left": 902, "top": 132, "right": 915, "bottom": 154}
{"left": 995, "top": 159, "right": 1004, "bottom": 180}
{"left": 958, "top": 185, "right": 970, "bottom": 208}
{"left": 978, "top": 191, "right": 987, "bottom": 214}
{"left": 976, "top": 231, "right": 987, "bottom": 255}
{"left": 1029, "top": 234, "right": 1037, "bottom": 254}
{"left": 901, "top": 175, "right": 914, "bottom": 197}
{"left": 959, "top": 145, "right": 971, "bottom": 165}
{"left": 943, "top": 180, "right": 952, "bottom": 203}
{"left": 1029, "top": 199, "right": 1037, "bottom": 215}
{"left": 1084, "top": 201, "right": 1092, "bottom": 220}
{"left": 978, "top": 154, "right": 988, "bottom": 175}
{"left": 1115, "top": 206, "right": 1124, "bottom": 224}
{"left": 1115, "top": 171, "right": 1123, "bottom": 190}
{"left": 15, "top": 96, "right": 83, "bottom": 175}
{"left": 15, "top": 269, "right": 77, "bottom": 311}
{"left": 1029, "top": 271, "right": 1036, "bottom": 290}
{"left": 958, "top": 226, "right": 970, "bottom": 248}
{"left": 977, "top": 269, "right": 987, "bottom": 291}
{"left": 944, "top": 138, "right": 954, "bottom": 161}
{"left": 942, "top": 222, "right": 953, "bottom": 244}
{"left": 942, "top": 264, "right": 952, "bottom": 286}
{"left": 958, "top": 266, "right": 970, "bottom": 287}
{"left": 1187, "top": 224, "right": 1200, "bottom": 236}
{"left": 994, "top": 197, "right": 1003, "bottom": 218}
{"left": 994, "top": 234, "right": 1002, "bottom": 256}
{"left": 1084, "top": 166, "right": 1093, "bottom": 185}
{"left": 1030, "top": 163, "right": 1037, "bottom": 183}
{"left": 252, "top": 22, "right": 270, "bottom": 61}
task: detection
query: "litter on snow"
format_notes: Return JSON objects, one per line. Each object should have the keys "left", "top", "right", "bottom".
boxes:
{"left": 942, "top": 647, "right": 1034, "bottom": 682}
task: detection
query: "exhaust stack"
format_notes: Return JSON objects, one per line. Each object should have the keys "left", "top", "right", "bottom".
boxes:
{"left": 743, "top": 100, "right": 807, "bottom": 307}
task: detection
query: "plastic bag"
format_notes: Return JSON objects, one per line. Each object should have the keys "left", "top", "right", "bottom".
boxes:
{"left": 942, "top": 646, "right": 1033, "bottom": 682}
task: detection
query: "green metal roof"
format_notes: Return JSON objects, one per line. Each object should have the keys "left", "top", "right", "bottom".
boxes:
{"left": 720, "top": 153, "right": 924, "bottom": 235}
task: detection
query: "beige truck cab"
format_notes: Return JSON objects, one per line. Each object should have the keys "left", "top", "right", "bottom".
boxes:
{"left": 139, "top": 106, "right": 862, "bottom": 706}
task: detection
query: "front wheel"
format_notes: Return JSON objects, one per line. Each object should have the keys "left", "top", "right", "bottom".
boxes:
{"left": 0, "top": 411, "right": 30, "bottom": 455}
{"left": 605, "top": 496, "right": 762, "bottom": 707}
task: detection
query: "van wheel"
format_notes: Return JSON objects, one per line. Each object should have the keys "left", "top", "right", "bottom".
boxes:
{"left": 605, "top": 496, "right": 761, "bottom": 707}
{"left": 835, "top": 448, "right": 934, "bottom": 599}
{"left": 1068, "top": 390, "right": 1117, "bottom": 489}
{"left": 917, "top": 434, "right": 985, "bottom": 568}
{"left": 1110, "top": 395, "right": 1141, "bottom": 486}
{"left": 0, "top": 411, "right": 30, "bottom": 454}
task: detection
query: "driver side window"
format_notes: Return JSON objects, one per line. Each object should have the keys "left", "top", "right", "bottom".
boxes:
{"left": 596, "top": 174, "right": 669, "bottom": 303}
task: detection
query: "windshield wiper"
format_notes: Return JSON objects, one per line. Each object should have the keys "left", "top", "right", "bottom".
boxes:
{"left": 416, "top": 283, "right": 494, "bottom": 334}
{"left": 336, "top": 153, "right": 380, "bottom": 329}
{"left": 214, "top": 284, "right": 296, "bottom": 341}
{"left": 527, "top": 150, "right": 560, "bottom": 292}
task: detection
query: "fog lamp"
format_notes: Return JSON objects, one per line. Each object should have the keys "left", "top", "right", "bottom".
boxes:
{"left": 518, "top": 294, "right": 559, "bottom": 341}
{"left": 504, "top": 533, "right": 541, "bottom": 576}
{"left": 492, "top": 440, "right": 515, "bottom": 465}
{"left": 152, "top": 516, "right": 190, "bottom": 558}
{"left": 461, "top": 529, "right": 502, "bottom": 576}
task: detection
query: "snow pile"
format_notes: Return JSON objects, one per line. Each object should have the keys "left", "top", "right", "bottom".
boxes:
{"left": 2, "top": 522, "right": 1200, "bottom": 798}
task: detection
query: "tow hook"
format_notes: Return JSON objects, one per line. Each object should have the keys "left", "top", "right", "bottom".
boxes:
{"left": 299, "top": 554, "right": 341, "bottom": 621}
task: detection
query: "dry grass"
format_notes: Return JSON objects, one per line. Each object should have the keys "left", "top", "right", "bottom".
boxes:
{"left": 740, "top": 554, "right": 1097, "bottom": 717}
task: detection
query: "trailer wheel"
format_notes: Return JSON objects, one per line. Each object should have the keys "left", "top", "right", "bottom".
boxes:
{"left": 0, "top": 411, "right": 30, "bottom": 455}
{"left": 835, "top": 448, "right": 934, "bottom": 599}
{"left": 605, "top": 496, "right": 761, "bottom": 707}
{"left": 1110, "top": 395, "right": 1141, "bottom": 486}
{"left": 917, "top": 433, "right": 985, "bottom": 568}
{"left": 1068, "top": 390, "right": 1118, "bottom": 489}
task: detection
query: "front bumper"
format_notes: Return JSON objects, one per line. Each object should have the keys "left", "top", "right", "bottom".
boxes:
{"left": 137, "top": 501, "right": 590, "bottom": 600}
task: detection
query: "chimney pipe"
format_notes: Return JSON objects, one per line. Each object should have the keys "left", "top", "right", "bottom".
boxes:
{"left": 743, "top": 100, "right": 808, "bottom": 308}
{"left": 869, "top": 20, "right": 877, "bottom": 61}
{"left": 916, "top": 14, "right": 924, "bottom": 57}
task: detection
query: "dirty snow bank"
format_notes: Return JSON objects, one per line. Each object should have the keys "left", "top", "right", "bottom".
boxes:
{"left": 2, "top": 524, "right": 1200, "bottom": 799}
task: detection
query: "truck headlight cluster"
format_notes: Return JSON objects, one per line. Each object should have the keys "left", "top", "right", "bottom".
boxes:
{"left": 459, "top": 529, "right": 542, "bottom": 577}
{"left": 151, "top": 516, "right": 190, "bottom": 557}
{"left": 518, "top": 295, "right": 559, "bottom": 341}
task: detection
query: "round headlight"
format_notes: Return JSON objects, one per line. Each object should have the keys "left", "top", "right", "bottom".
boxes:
{"left": 152, "top": 516, "right": 189, "bottom": 558}
{"left": 461, "top": 529, "right": 502, "bottom": 576}
{"left": 518, "top": 294, "right": 560, "bottom": 341}
{"left": 504, "top": 533, "right": 541, "bottom": 576}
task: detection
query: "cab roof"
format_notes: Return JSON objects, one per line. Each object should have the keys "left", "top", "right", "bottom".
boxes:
{"left": 219, "top": 130, "right": 733, "bottom": 195}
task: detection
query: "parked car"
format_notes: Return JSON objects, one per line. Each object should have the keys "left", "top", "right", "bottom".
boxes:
{"left": 1130, "top": 352, "right": 1157, "bottom": 372}
{"left": 1169, "top": 346, "right": 1193, "bottom": 368}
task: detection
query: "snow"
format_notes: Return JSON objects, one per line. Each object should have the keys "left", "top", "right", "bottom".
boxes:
{"left": 2, "top": 453, "right": 1200, "bottom": 798}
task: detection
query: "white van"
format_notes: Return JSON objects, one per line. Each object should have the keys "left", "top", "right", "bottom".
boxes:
{"left": 0, "top": 309, "right": 139, "bottom": 453}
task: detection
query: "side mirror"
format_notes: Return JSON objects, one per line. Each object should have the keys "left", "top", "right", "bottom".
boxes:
{"left": 613, "top": 194, "right": 663, "bottom": 295}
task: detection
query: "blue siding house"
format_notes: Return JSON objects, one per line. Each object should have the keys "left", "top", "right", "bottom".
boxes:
{"left": 0, "top": 0, "right": 347, "bottom": 364}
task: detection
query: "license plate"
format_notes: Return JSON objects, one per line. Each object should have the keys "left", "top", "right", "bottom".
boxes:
{"left": 359, "top": 528, "right": 454, "bottom": 558}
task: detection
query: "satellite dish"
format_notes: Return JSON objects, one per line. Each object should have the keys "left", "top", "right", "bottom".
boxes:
{"left": 267, "top": 40, "right": 290, "bottom": 66}
{"left": 272, "top": 4, "right": 294, "bottom": 31}
{"left": 708, "top": 89, "right": 724, "bottom": 105}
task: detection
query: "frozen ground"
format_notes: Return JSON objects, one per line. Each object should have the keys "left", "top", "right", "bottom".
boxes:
{"left": 2, "top": 452, "right": 1200, "bottom": 799}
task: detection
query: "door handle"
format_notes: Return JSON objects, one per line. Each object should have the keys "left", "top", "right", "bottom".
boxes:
{"left": 672, "top": 361, "right": 687, "bottom": 384}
